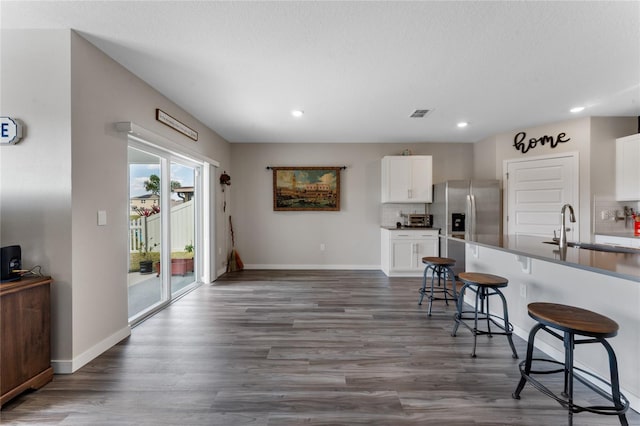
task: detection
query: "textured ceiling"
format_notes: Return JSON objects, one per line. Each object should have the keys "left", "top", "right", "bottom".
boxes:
{"left": 2, "top": 1, "right": 639, "bottom": 143}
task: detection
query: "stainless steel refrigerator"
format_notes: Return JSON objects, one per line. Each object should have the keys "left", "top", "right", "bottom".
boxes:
{"left": 431, "top": 180, "right": 501, "bottom": 276}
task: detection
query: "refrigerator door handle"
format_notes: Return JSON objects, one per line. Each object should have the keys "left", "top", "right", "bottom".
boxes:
{"left": 470, "top": 194, "right": 477, "bottom": 240}
{"left": 465, "top": 194, "right": 472, "bottom": 240}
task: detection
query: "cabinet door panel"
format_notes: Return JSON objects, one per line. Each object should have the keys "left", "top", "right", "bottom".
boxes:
{"left": 381, "top": 156, "right": 432, "bottom": 203}
{"left": 418, "top": 237, "right": 439, "bottom": 258}
{"left": 411, "top": 157, "right": 433, "bottom": 202}
{"left": 391, "top": 240, "right": 415, "bottom": 271}
{"left": 1, "top": 293, "right": 24, "bottom": 393}
{"left": 21, "top": 286, "right": 51, "bottom": 377}
{"left": 616, "top": 135, "right": 640, "bottom": 201}
{"left": 386, "top": 157, "right": 411, "bottom": 202}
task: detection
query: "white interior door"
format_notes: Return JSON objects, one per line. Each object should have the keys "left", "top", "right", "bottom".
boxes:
{"left": 505, "top": 153, "right": 579, "bottom": 240}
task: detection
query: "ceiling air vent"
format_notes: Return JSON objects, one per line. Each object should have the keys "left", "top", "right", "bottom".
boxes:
{"left": 410, "top": 109, "right": 431, "bottom": 118}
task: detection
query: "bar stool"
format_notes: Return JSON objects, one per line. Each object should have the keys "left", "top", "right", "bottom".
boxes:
{"left": 451, "top": 272, "right": 518, "bottom": 358}
{"left": 513, "top": 302, "right": 629, "bottom": 426}
{"left": 417, "top": 257, "right": 457, "bottom": 316}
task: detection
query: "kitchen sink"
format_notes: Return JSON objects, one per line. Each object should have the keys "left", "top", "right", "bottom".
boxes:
{"left": 543, "top": 240, "right": 640, "bottom": 254}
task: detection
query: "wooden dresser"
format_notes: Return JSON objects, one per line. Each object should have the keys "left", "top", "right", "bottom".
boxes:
{"left": 1, "top": 276, "right": 53, "bottom": 407}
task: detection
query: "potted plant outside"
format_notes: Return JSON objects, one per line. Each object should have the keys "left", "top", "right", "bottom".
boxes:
{"left": 138, "top": 238, "right": 158, "bottom": 274}
{"left": 182, "top": 242, "right": 194, "bottom": 273}
{"left": 155, "top": 243, "right": 194, "bottom": 277}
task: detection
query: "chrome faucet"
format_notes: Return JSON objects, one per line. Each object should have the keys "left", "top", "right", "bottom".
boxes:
{"left": 559, "top": 203, "right": 576, "bottom": 249}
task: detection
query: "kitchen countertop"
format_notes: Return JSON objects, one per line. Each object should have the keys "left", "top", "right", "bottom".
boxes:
{"left": 595, "top": 232, "right": 640, "bottom": 239}
{"left": 380, "top": 226, "right": 440, "bottom": 231}
{"left": 445, "top": 234, "right": 640, "bottom": 282}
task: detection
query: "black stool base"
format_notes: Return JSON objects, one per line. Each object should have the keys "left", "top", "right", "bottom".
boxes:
{"left": 513, "top": 323, "right": 629, "bottom": 426}
{"left": 513, "top": 358, "right": 630, "bottom": 418}
{"left": 452, "top": 283, "right": 518, "bottom": 358}
{"left": 418, "top": 263, "right": 457, "bottom": 316}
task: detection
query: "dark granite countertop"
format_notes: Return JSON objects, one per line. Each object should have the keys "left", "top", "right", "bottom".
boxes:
{"left": 380, "top": 226, "right": 440, "bottom": 231}
{"left": 444, "top": 234, "right": 640, "bottom": 282}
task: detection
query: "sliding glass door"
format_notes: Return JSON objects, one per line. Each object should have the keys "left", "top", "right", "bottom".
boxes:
{"left": 169, "top": 160, "right": 197, "bottom": 297}
{"left": 127, "top": 145, "right": 201, "bottom": 324}
{"left": 128, "top": 147, "right": 165, "bottom": 319}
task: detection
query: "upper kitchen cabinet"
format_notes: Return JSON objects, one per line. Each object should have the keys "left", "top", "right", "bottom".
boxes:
{"left": 381, "top": 155, "right": 433, "bottom": 203}
{"left": 616, "top": 134, "right": 640, "bottom": 201}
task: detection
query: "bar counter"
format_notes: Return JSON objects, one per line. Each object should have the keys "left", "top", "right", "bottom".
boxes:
{"left": 453, "top": 234, "right": 640, "bottom": 410}
{"left": 448, "top": 234, "right": 640, "bottom": 282}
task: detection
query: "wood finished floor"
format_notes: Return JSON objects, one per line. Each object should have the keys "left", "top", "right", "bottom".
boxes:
{"left": 2, "top": 270, "right": 638, "bottom": 425}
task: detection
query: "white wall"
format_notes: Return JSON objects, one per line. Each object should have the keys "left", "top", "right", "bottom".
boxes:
{"left": 474, "top": 116, "right": 637, "bottom": 239}
{"left": 472, "top": 135, "right": 497, "bottom": 180}
{"left": 69, "top": 32, "right": 230, "bottom": 369}
{"left": 230, "top": 142, "right": 473, "bottom": 267}
{"left": 1, "top": 29, "right": 232, "bottom": 372}
{"left": 1, "top": 29, "right": 74, "bottom": 362}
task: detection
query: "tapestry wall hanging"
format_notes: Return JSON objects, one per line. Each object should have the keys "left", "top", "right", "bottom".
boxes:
{"left": 270, "top": 166, "right": 342, "bottom": 211}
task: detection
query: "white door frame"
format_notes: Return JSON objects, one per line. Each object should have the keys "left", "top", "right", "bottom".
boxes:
{"left": 503, "top": 151, "right": 580, "bottom": 239}
{"left": 118, "top": 122, "right": 218, "bottom": 284}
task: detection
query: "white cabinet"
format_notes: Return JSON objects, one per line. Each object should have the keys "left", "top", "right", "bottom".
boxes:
{"left": 616, "top": 134, "right": 640, "bottom": 201}
{"left": 381, "top": 156, "right": 433, "bottom": 203}
{"left": 381, "top": 228, "right": 439, "bottom": 276}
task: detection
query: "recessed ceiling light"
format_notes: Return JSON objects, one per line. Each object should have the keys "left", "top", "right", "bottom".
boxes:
{"left": 457, "top": 122, "right": 468, "bottom": 128}
{"left": 291, "top": 110, "right": 304, "bottom": 118}
{"left": 570, "top": 106, "right": 585, "bottom": 113}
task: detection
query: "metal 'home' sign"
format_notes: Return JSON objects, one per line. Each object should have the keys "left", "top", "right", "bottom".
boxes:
{"left": 513, "top": 131, "right": 570, "bottom": 154}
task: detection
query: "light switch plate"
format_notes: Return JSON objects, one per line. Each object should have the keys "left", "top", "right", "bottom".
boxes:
{"left": 97, "top": 210, "right": 107, "bottom": 226}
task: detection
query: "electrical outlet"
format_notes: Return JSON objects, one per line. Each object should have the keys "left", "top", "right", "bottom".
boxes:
{"left": 600, "top": 210, "right": 616, "bottom": 221}
{"left": 320, "top": 243, "right": 325, "bottom": 251}
{"left": 520, "top": 283, "right": 527, "bottom": 299}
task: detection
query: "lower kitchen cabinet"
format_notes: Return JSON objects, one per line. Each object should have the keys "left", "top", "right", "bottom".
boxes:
{"left": 381, "top": 228, "right": 439, "bottom": 276}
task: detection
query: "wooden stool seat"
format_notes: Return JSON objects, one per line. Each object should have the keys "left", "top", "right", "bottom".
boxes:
{"left": 513, "top": 302, "right": 629, "bottom": 425}
{"left": 528, "top": 302, "right": 619, "bottom": 338}
{"left": 452, "top": 272, "right": 517, "bottom": 358}
{"left": 422, "top": 256, "right": 456, "bottom": 266}
{"left": 418, "top": 257, "right": 457, "bottom": 316}
{"left": 459, "top": 272, "right": 508, "bottom": 287}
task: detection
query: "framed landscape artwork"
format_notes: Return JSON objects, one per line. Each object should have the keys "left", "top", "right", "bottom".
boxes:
{"left": 272, "top": 167, "right": 341, "bottom": 211}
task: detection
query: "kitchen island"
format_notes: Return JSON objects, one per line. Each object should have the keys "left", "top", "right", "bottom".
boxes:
{"left": 454, "top": 234, "right": 640, "bottom": 411}
{"left": 470, "top": 234, "right": 640, "bottom": 281}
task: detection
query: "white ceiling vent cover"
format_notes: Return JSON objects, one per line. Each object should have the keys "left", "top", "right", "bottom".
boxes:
{"left": 410, "top": 109, "right": 432, "bottom": 118}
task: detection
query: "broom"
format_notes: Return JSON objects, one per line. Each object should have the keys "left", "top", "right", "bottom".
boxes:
{"left": 226, "top": 215, "right": 244, "bottom": 272}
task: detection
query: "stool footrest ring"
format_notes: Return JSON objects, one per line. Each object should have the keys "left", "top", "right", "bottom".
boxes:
{"left": 515, "top": 358, "right": 629, "bottom": 418}
{"left": 455, "top": 311, "right": 514, "bottom": 336}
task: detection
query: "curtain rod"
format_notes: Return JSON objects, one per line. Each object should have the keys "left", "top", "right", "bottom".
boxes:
{"left": 265, "top": 166, "right": 347, "bottom": 170}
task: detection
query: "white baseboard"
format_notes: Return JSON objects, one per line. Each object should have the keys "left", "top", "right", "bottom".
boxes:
{"left": 242, "top": 264, "right": 381, "bottom": 270}
{"left": 51, "top": 325, "right": 131, "bottom": 374}
{"left": 383, "top": 271, "right": 424, "bottom": 277}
